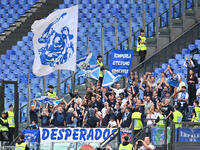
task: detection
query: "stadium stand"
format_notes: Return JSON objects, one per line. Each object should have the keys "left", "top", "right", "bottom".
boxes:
{"left": 0, "top": 0, "right": 200, "bottom": 149}
{"left": 0, "top": 0, "right": 39, "bottom": 33}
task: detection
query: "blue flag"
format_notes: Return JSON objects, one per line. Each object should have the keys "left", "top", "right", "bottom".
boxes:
{"left": 35, "top": 96, "right": 63, "bottom": 105}
{"left": 109, "top": 50, "right": 134, "bottom": 77}
{"left": 79, "top": 67, "right": 100, "bottom": 80}
{"left": 102, "top": 70, "right": 121, "bottom": 87}
{"left": 77, "top": 53, "right": 97, "bottom": 70}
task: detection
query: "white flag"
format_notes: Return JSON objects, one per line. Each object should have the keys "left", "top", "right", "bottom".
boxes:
{"left": 31, "top": 5, "right": 78, "bottom": 76}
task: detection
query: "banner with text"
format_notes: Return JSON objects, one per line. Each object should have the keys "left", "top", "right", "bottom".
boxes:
{"left": 120, "top": 128, "right": 132, "bottom": 143}
{"left": 109, "top": 50, "right": 134, "bottom": 77}
{"left": 40, "top": 128, "right": 117, "bottom": 143}
{"left": 178, "top": 128, "right": 200, "bottom": 142}
{"left": 22, "top": 129, "right": 39, "bottom": 150}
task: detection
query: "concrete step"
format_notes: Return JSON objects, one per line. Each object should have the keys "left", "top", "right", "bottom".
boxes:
{"left": 159, "top": 27, "right": 170, "bottom": 35}
{"left": 185, "top": 9, "right": 195, "bottom": 16}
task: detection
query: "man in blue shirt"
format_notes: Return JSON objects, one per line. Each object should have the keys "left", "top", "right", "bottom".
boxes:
{"left": 53, "top": 107, "right": 66, "bottom": 127}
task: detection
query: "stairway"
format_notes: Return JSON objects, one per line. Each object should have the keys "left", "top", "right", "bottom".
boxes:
{"left": 132, "top": 2, "right": 200, "bottom": 68}
{"left": 0, "top": 0, "right": 64, "bottom": 56}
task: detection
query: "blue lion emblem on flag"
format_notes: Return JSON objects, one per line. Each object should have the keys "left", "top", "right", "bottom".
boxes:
{"left": 38, "top": 13, "right": 74, "bottom": 67}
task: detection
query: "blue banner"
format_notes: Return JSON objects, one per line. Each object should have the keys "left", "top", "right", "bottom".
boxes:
{"left": 109, "top": 50, "right": 134, "bottom": 77}
{"left": 40, "top": 128, "right": 117, "bottom": 143}
{"left": 151, "top": 127, "right": 170, "bottom": 145}
{"left": 22, "top": 129, "right": 39, "bottom": 149}
{"left": 120, "top": 128, "right": 132, "bottom": 143}
{"left": 178, "top": 128, "right": 200, "bottom": 142}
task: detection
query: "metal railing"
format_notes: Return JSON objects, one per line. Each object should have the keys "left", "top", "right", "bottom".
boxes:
{"left": 104, "top": 0, "right": 186, "bottom": 67}
{"left": 132, "top": 21, "right": 200, "bottom": 76}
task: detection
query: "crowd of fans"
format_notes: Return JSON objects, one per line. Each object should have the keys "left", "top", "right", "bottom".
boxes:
{"left": 28, "top": 57, "right": 200, "bottom": 131}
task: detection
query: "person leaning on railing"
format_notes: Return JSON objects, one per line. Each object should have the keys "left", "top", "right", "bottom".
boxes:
{"left": 15, "top": 134, "right": 29, "bottom": 150}
{"left": 171, "top": 105, "right": 183, "bottom": 128}
{"left": 192, "top": 100, "right": 200, "bottom": 122}
{"left": 131, "top": 107, "right": 143, "bottom": 136}
{"left": 119, "top": 135, "right": 134, "bottom": 150}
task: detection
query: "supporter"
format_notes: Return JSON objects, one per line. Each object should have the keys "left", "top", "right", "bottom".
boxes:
{"left": 187, "top": 69, "right": 198, "bottom": 105}
{"left": 107, "top": 94, "right": 116, "bottom": 109}
{"left": 155, "top": 108, "right": 165, "bottom": 127}
{"left": 83, "top": 103, "right": 99, "bottom": 127}
{"left": 160, "top": 99, "right": 173, "bottom": 126}
{"left": 39, "top": 108, "right": 50, "bottom": 127}
{"left": 53, "top": 106, "right": 66, "bottom": 127}
{"left": 102, "top": 87, "right": 110, "bottom": 103}
{"left": 135, "top": 137, "right": 155, "bottom": 150}
{"left": 126, "top": 71, "right": 136, "bottom": 88}
{"left": 146, "top": 105, "right": 157, "bottom": 127}
{"left": 102, "top": 107, "right": 114, "bottom": 127}
{"left": 152, "top": 91, "right": 161, "bottom": 108}
{"left": 120, "top": 107, "right": 132, "bottom": 128}
{"left": 113, "top": 102, "right": 122, "bottom": 126}
{"left": 65, "top": 108, "right": 74, "bottom": 126}
{"left": 184, "top": 56, "right": 195, "bottom": 73}
{"left": 107, "top": 116, "right": 117, "bottom": 128}
{"left": 29, "top": 100, "right": 40, "bottom": 124}
{"left": 68, "top": 84, "right": 80, "bottom": 98}
{"left": 177, "top": 86, "right": 189, "bottom": 120}
{"left": 46, "top": 85, "right": 58, "bottom": 99}
{"left": 131, "top": 81, "right": 139, "bottom": 97}
{"left": 29, "top": 121, "right": 39, "bottom": 129}
{"left": 110, "top": 83, "right": 126, "bottom": 98}
{"left": 102, "top": 101, "right": 109, "bottom": 118}
{"left": 177, "top": 76, "right": 186, "bottom": 91}
{"left": 139, "top": 96, "right": 153, "bottom": 115}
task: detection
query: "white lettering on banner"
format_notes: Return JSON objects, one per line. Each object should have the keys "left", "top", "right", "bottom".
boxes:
{"left": 112, "top": 69, "right": 129, "bottom": 74}
{"left": 114, "top": 53, "right": 132, "bottom": 59}
{"left": 112, "top": 61, "right": 130, "bottom": 66}
{"left": 180, "top": 131, "right": 200, "bottom": 138}
{"left": 40, "top": 128, "right": 117, "bottom": 142}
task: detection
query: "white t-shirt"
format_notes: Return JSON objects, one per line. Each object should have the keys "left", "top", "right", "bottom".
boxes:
{"left": 108, "top": 120, "right": 117, "bottom": 128}
{"left": 113, "top": 88, "right": 124, "bottom": 97}
{"left": 139, "top": 144, "right": 155, "bottom": 150}
{"left": 146, "top": 113, "right": 157, "bottom": 127}
{"left": 177, "top": 92, "right": 189, "bottom": 107}
{"left": 101, "top": 107, "right": 107, "bottom": 118}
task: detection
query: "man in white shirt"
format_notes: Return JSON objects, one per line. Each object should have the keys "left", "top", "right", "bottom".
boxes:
{"left": 135, "top": 137, "right": 155, "bottom": 150}
{"left": 110, "top": 83, "right": 126, "bottom": 98}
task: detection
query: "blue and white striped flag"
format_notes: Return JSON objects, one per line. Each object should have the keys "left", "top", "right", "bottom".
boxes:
{"left": 32, "top": 5, "right": 78, "bottom": 76}
{"left": 35, "top": 96, "right": 64, "bottom": 106}
{"left": 102, "top": 70, "right": 121, "bottom": 87}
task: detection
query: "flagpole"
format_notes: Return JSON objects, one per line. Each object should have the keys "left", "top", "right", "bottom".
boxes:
{"left": 42, "top": 76, "right": 46, "bottom": 96}
{"left": 57, "top": 70, "right": 61, "bottom": 97}
{"left": 101, "top": 25, "right": 104, "bottom": 60}
{"left": 72, "top": 71, "right": 75, "bottom": 91}
{"left": 142, "top": 0, "right": 146, "bottom": 31}
{"left": 129, "top": 8, "right": 133, "bottom": 50}
{"left": 114, "top": 17, "right": 118, "bottom": 49}
{"left": 27, "top": 72, "right": 31, "bottom": 126}
{"left": 87, "top": 36, "right": 90, "bottom": 54}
